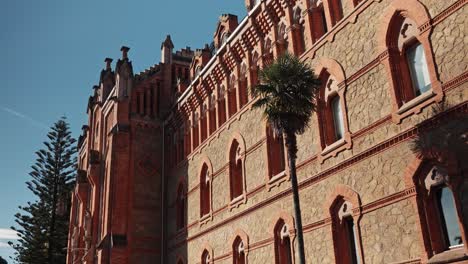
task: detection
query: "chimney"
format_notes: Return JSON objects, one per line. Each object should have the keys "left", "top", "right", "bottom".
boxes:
{"left": 121, "top": 46, "right": 130, "bottom": 59}
{"left": 104, "top": 58, "right": 113, "bottom": 70}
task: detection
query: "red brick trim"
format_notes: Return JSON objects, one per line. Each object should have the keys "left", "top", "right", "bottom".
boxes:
{"left": 168, "top": 101, "right": 467, "bottom": 246}
{"left": 442, "top": 70, "right": 468, "bottom": 92}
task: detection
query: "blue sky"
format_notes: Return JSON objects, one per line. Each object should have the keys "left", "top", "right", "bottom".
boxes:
{"left": 0, "top": 0, "right": 245, "bottom": 261}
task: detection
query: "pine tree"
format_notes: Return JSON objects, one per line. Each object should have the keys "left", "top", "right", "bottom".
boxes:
{"left": 9, "top": 118, "right": 77, "bottom": 264}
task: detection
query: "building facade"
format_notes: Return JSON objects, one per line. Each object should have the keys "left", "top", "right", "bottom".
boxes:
{"left": 67, "top": 0, "right": 468, "bottom": 263}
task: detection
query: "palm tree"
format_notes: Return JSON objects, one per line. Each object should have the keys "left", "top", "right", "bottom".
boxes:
{"left": 252, "top": 53, "right": 321, "bottom": 264}
{"left": 410, "top": 103, "right": 468, "bottom": 170}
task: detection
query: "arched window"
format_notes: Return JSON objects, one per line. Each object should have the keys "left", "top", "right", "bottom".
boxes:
{"left": 200, "top": 104, "right": 208, "bottom": 142}
{"left": 276, "top": 22, "right": 288, "bottom": 56}
{"left": 218, "top": 85, "right": 227, "bottom": 126}
{"left": 378, "top": 1, "right": 442, "bottom": 123}
{"left": 239, "top": 63, "right": 249, "bottom": 108}
{"left": 209, "top": 94, "right": 217, "bottom": 135}
{"left": 309, "top": 0, "right": 328, "bottom": 42}
{"left": 192, "top": 112, "right": 200, "bottom": 149}
{"left": 292, "top": 6, "right": 306, "bottom": 55}
{"left": 229, "top": 139, "right": 244, "bottom": 200}
{"left": 266, "top": 123, "right": 285, "bottom": 179}
{"left": 200, "top": 163, "right": 211, "bottom": 217}
{"left": 233, "top": 236, "right": 246, "bottom": 264}
{"left": 388, "top": 15, "right": 432, "bottom": 106}
{"left": 330, "top": 197, "right": 362, "bottom": 264}
{"left": 274, "top": 219, "right": 293, "bottom": 264}
{"left": 201, "top": 249, "right": 211, "bottom": 264}
{"left": 184, "top": 121, "right": 191, "bottom": 157}
{"left": 176, "top": 183, "right": 186, "bottom": 230}
{"left": 413, "top": 164, "right": 465, "bottom": 256}
{"left": 318, "top": 70, "right": 346, "bottom": 147}
{"left": 263, "top": 38, "right": 274, "bottom": 65}
{"left": 328, "top": 0, "right": 344, "bottom": 26}
{"left": 250, "top": 52, "right": 260, "bottom": 87}
{"left": 228, "top": 75, "right": 238, "bottom": 117}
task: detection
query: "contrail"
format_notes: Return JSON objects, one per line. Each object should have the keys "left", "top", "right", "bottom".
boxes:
{"left": 1, "top": 106, "right": 49, "bottom": 130}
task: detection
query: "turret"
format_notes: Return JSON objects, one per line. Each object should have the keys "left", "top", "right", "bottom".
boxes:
{"left": 161, "top": 35, "right": 174, "bottom": 64}
{"left": 115, "top": 46, "right": 133, "bottom": 99}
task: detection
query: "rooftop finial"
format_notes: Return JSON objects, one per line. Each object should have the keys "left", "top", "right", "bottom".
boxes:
{"left": 121, "top": 46, "right": 130, "bottom": 59}
{"left": 104, "top": 58, "right": 113, "bottom": 70}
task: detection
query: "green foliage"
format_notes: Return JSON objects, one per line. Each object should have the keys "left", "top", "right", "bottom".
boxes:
{"left": 9, "top": 118, "right": 77, "bottom": 264}
{"left": 410, "top": 104, "right": 468, "bottom": 168}
{"left": 252, "top": 52, "right": 321, "bottom": 137}
{"left": 252, "top": 53, "right": 320, "bottom": 264}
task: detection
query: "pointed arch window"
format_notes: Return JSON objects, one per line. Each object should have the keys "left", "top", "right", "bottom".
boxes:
{"left": 274, "top": 219, "right": 293, "bottom": 264}
{"left": 250, "top": 52, "right": 260, "bottom": 87}
{"left": 379, "top": 6, "right": 442, "bottom": 123}
{"left": 276, "top": 22, "right": 288, "bottom": 56}
{"left": 192, "top": 112, "right": 200, "bottom": 149}
{"left": 209, "top": 94, "right": 217, "bottom": 135}
{"left": 229, "top": 139, "right": 244, "bottom": 201}
{"left": 292, "top": 6, "right": 306, "bottom": 55}
{"left": 239, "top": 63, "right": 249, "bottom": 108}
{"left": 328, "top": 0, "right": 344, "bottom": 26}
{"left": 228, "top": 75, "right": 238, "bottom": 117}
{"left": 233, "top": 236, "right": 247, "bottom": 264}
{"left": 218, "top": 85, "right": 227, "bottom": 126}
{"left": 263, "top": 38, "right": 274, "bottom": 65}
{"left": 201, "top": 249, "right": 211, "bottom": 264}
{"left": 309, "top": 0, "right": 328, "bottom": 42}
{"left": 330, "top": 198, "right": 362, "bottom": 264}
{"left": 184, "top": 121, "right": 191, "bottom": 157}
{"left": 316, "top": 68, "right": 350, "bottom": 156}
{"left": 200, "top": 104, "right": 208, "bottom": 142}
{"left": 266, "top": 124, "right": 286, "bottom": 179}
{"left": 413, "top": 164, "right": 465, "bottom": 257}
{"left": 176, "top": 183, "right": 186, "bottom": 230}
{"left": 200, "top": 164, "right": 211, "bottom": 217}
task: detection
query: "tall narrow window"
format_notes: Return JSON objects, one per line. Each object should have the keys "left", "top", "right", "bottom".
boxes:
{"left": 331, "top": 96, "right": 344, "bottom": 141}
{"left": 381, "top": 11, "right": 442, "bottom": 121}
{"left": 201, "top": 249, "right": 211, "bottom": 264}
{"left": 436, "top": 186, "right": 463, "bottom": 248}
{"left": 229, "top": 140, "right": 244, "bottom": 200}
{"left": 184, "top": 122, "right": 191, "bottom": 157}
{"left": 413, "top": 164, "right": 465, "bottom": 257}
{"left": 292, "top": 7, "right": 306, "bottom": 55}
{"left": 318, "top": 71, "right": 347, "bottom": 148}
{"left": 228, "top": 75, "right": 238, "bottom": 117}
{"left": 176, "top": 184, "right": 186, "bottom": 230}
{"left": 239, "top": 64, "right": 249, "bottom": 108}
{"left": 344, "top": 216, "right": 361, "bottom": 264}
{"left": 209, "top": 94, "right": 217, "bottom": 135}
{"left": 274, "top": 220, "right": 293, "bottom": 264}
{"left": 250, "top": 52, "right": 259, "bottom": 87}
{"left": 310, "top": 2, "right": 328, "bottom": 42}
{"left": 201, "top": 104, "right": 208, "bottom": 142}
{"left": 200, "top": 164, "right": 211, "bottom": 217}
{"left": 331, "top": 199, "right": 362, "bottom": 264}
{"left": 218, "top": 85, "right": 227, "bottom": 126}
{"left": 406, "top": 43, "right": 431, "bottom": 96}
{"left": 329, "top": 0, "right": 344, "bottom": 26}
{"left": 192, "top": 113, "right": 200, "bottom": 149}
{"left": 233, "top": 236, "right": 246, "bottom": 264}
{"left": 267, "top": 124, "right": 285, "bottom": 178}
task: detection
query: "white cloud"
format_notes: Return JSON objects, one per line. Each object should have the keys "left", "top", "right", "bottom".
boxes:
{"left": 1, "top": 106, "right": 48, "bottom": 130}
{"left": 0, "top": 242, "right": 10, "bottom": 248}
{"left": 0, "top": 229, "right": 19, "bottom": 240}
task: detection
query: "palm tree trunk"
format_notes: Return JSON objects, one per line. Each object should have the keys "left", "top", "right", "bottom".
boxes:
{"left": 285, "top": 132, "right": 306, "bottom": 264}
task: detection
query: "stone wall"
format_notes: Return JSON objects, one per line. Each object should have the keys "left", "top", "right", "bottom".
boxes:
{"left": 164, "top": 0, "right": 468, "bottom": 263}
